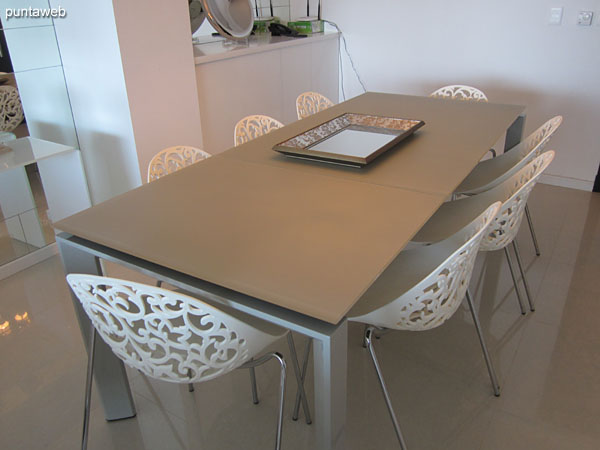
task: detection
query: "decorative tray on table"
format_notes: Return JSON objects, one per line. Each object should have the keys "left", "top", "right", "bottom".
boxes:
{"left": 273, "top": 113, "right": 425, "bottom": 167}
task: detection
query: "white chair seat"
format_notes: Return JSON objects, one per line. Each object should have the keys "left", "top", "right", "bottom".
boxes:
{"left": 413, "top": 152, "right": 556, "bottom": 316}
{"left": 412, "top": 188, "right": 501, "bottom": 244}
{"left": 349, "top": 236, "right": 472, "bottom": 323}
{"left": 455, "top": 116, "right": 562, "bottom": 195}
{"left": 455, "top": 149, "right": 525, "bottom": 194}
{"left": 344, "top": 202, "right": 502, "bottom": 449}
{"left": 67, "top": 274, "right": 313, "bottom": 449}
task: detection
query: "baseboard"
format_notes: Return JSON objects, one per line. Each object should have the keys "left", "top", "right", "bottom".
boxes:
{"left": 0, "top": 243, "right": 58, "bottom": 281}
{"left": 539, "top": 174, "right": 594, "bottom": 191}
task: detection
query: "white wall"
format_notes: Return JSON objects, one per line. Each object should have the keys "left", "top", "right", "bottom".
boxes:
{"left": 51, "top": 0, "right": 141, "bottom": 204}
{"left": 51, "top": 0, "right": 202, "bottom": 203}
{"left": 112, "top": 0, "right": 203, "bottom": 181}
{"left": 324, "top": 0, "right": 600, "bottom": 190}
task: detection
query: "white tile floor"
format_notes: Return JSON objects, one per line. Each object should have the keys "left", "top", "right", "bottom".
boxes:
{"left": 0, "top": 183, "right": 599, "bottom": 449}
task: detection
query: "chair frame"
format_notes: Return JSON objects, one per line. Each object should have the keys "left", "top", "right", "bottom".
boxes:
{"left": 68, "top": 274, "right": 311, "bottom": 450}
{"left": 459, "top": 116, "right": 562, "bottom": 258}
{"left": 478, "top": 151, "right": 556, "bottom": 313}
{"left": 295, "top": 203, "right": 501, "bottom": 449}
{"left": 350, "top": 202, "right": 501, "bottom": 449}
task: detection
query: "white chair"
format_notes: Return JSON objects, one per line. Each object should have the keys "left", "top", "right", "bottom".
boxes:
{"left": 67, "top": 274, "right": 312, "bottom": 450}
{"left": 430, "top": 84, "right": 488, "bottom": 102}
{"left": 234, "top": 115, "right": 283, "bottom": 147}
{"left": 345, "top": 202, "right": 501, "bottom": 449}
{"left": 430, "top": 85, "right": 494, "bottom": 158}
{"left": 455, "top": 116, "right": 562, "bottom": 256}
{"left": 147, "top": 145, "right": 211, "bottom": 183}
{"left": 0, "top": 85, "right": 24, "bottom": 132}
{"left": 296, "top": 91, "right": 334, "bottom": 120}
{"left": 413, "top": 151, "right": 556, "bottom": 314}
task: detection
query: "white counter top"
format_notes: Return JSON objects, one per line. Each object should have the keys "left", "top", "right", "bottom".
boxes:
{"left": 0, "top": 137, "right": 76, "bottom": 173}
{"left": 193, "top": 31, "right": 339, "bottom": 65}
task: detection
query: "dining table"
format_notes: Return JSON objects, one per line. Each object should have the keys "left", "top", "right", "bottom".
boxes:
{"left": 54, "top": 92, "right": 525, "bottom": 450}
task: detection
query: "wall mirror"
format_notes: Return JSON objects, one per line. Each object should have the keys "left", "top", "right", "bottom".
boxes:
{"left": 0, "top": 0, "right": 80, "bottom": 268}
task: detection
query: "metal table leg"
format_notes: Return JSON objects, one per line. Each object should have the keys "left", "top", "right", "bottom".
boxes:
{"left": 58, "top": 236, "right": 136, "bottom": 421}
{"left": 313, "top": 320, "right": 347, "bottom": 450}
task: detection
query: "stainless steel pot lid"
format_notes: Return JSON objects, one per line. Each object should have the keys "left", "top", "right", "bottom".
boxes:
{"left": 189, "top": 0, "right": 206, "bottom": 34}
{"left": 200, "top": 0, "right": 254, "bottom": 41}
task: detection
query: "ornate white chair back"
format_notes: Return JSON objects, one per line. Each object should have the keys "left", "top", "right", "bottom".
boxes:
{"left": 67, "top": 274, "right": 278, "bottom": 384}
{"left": 0, "top": 85, "right": 24, "bottom": 132}
{"left": 234, "top": 115, "right": 283, "bottom": 146}
{"left": 296, "top": 91, "right": 335, "bottom": 120}
{"left": 430, "top": 85, "right": 488, "bottom": 102}
{"left": 480, "top": 151, "right": 555, "bottom": 251}
{"left": 147, "top": 146, "right": 211, "bottom": 183}
{"left": 351, "top": 202, "right": 500, "bottom": 331}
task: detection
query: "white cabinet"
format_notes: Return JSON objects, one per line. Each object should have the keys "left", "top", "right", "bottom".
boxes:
{"left": 194, "top": 32, "right": 339, "bottom": 154}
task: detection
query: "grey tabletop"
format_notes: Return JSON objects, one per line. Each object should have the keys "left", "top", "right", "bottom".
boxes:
{"left": 54, "top": 92, "right": 524, "bottom": 324}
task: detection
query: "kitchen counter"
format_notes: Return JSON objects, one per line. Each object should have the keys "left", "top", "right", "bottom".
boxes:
{"left": 193, "top": 30, "right": 339, "bottom": 65}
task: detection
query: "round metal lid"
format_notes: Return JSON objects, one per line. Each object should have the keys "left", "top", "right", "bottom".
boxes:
{"left": 189, "top": 0, "right": 206, "bottom": 34}
{"left": 200, "top": 0, "right": 254, "bottom": 41}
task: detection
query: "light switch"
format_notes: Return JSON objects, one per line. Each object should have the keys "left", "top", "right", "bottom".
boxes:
{"left": 577, "top": 11, "right": 594, "bottom": 26}
{"left": 549, "top": 7, "right": 563, "bottom": 25}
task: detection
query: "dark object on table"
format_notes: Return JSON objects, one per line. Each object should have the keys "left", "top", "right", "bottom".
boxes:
{"left": 269, "top": 23, "right": 307, "bottom": 38}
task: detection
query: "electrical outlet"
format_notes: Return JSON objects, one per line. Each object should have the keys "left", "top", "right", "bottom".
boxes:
{"left": 549, "top": 7, "right": 563, "bottom": 25}
{"left": 577, "top": 11, "right": 593, "bottom": 26}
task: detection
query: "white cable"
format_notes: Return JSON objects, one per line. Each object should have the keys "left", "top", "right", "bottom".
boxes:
{"left": 323, "top": 20, "right": 367, "bottom": 100}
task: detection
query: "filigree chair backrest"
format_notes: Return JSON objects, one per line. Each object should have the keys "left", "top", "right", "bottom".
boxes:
{"left": 0, "top": 85, "right": 24, "bottom": 132}
{"left": 513, "top": 115, "right": 562, "bottom": 160}
{"left": 430, "top": 84, "right": 488, "bottom": 102}
{"left": 147, "top": 146, "right": 211, "bottom": 183}
{"left": 296, "top": 91, "right": 335, "bottom": 120}
{"left": 457, "top": 115, "right": 562, "bottom": 195}
{"left": 67, "top": 274, "right": 279, "bottom": 384}
{"left": 234, "top": 115, "right": 283, "bottom": 147}
{"left": 480, "top": 151, "right": 555, "bottom": 251}
{"left": 350, "top": 202, "right": 500, "bottom": 331}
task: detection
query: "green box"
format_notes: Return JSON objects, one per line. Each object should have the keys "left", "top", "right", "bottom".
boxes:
{"left": 287, "top": 20, "right": 324, "bottom": 35}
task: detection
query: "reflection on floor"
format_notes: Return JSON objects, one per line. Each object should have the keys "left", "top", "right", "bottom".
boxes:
{"left": 0, "top": 183, "right": 598, "bottom": 450}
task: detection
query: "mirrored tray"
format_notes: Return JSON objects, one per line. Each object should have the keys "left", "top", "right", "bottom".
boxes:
{"left": 273, "top": 113, "right": 425, "bottom": 167}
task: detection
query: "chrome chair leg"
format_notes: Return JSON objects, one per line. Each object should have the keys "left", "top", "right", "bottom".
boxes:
{"left": 504, "top": 247, "right": 527, "bottom": 315}
{"left": 525, "top": 204, "right": 541, "bottom": 256}
{"left": 512, "top": 241, "right": 535, "bottom": 311}
{"left": 364, "top": 326, "right": 408, "bottom": 450}
{"left": 273, "top": 354, "right": 286, "bottom": 450}
{"left": 287, "top": 333, "right": 312, "bottom": 424}
{"left": 82, "top": 328, "right": 97, "bottom": 450}
{"left": 249, "top": 364, "right": 259, "bottom": 404}
{"left": 465, "top": 290, "right": 501, "bottom": 397}
{"left": 241, "top": 353, "right": 287, "bottom": 450}
{"left": 186, "top": 369, "right": 195, "bottom": 392}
